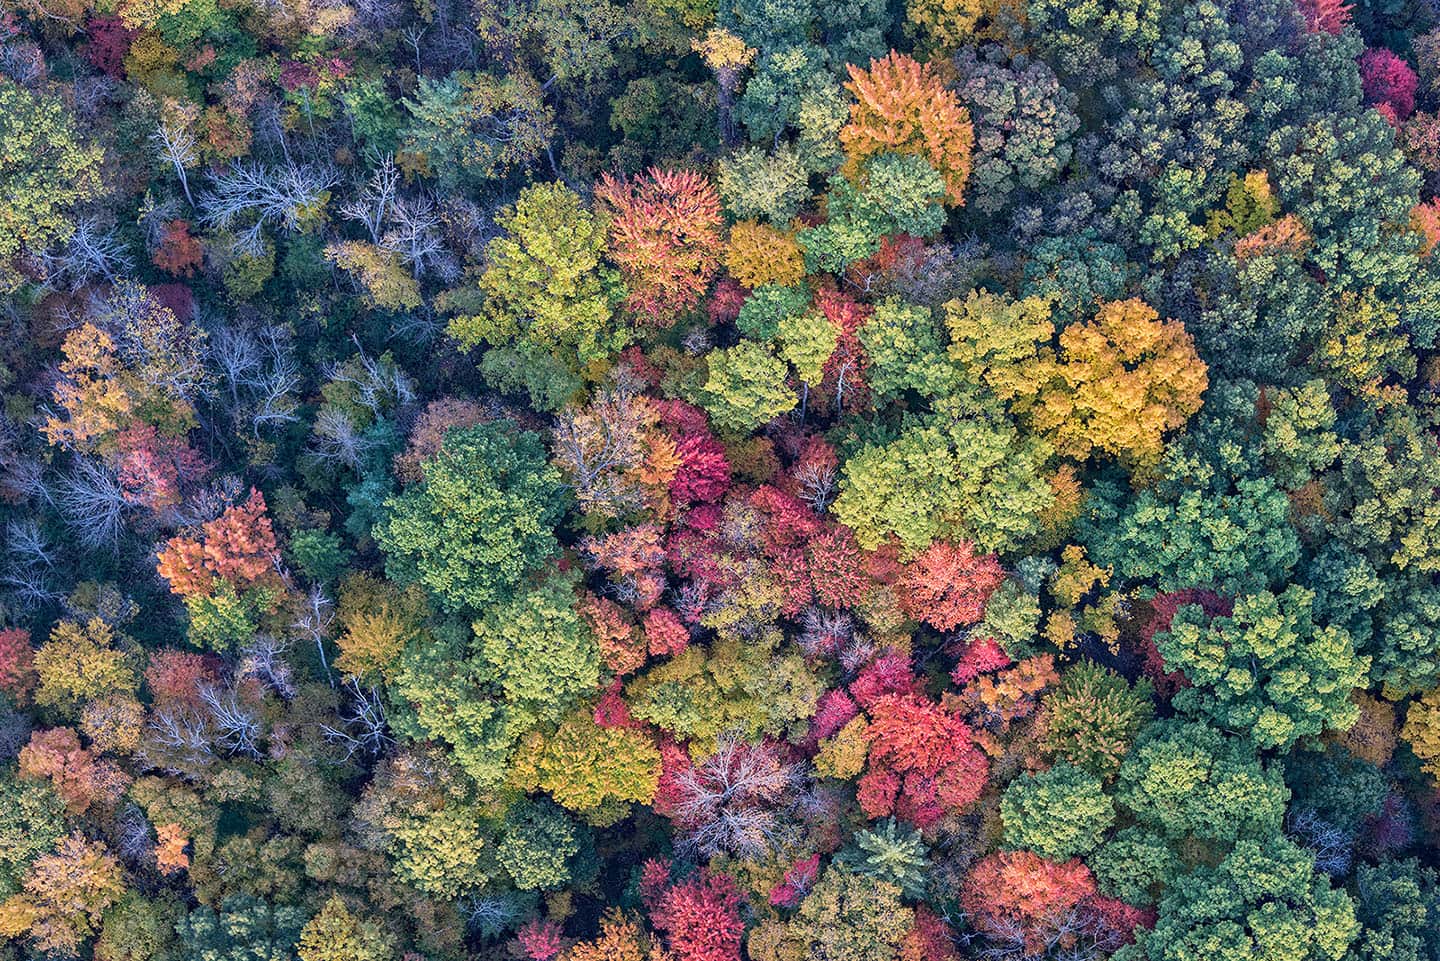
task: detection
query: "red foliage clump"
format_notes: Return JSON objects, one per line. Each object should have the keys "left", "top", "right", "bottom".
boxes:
{"left": 901, "top": 906, "right": 959, "bottom": 961}
{"left": 115, "top": 425, "right": 208, "bottom": 514}
{"left": 708, "top": 276, "right": 748, "bottom": 326}
{"left": 152, "top": 221, "right": 204, "bottom": 277}
{"left": 809, "top": 688, "right": 860, "bottom": 741}
{"left": 897, "top": 540, "right": 1006, "bottom": 631}
{"left": 155, "top": 488, "right": 280, "bottom": 598}
{"left": 861, "top": 692, "right": 989, "bottom": 825}
{"left": 144, "top": 649, "right": 220, "bottom": 707}
{"left": 18, "top": 727, "right": 130, "bottom": 815}
{"left": 849, "top": 650, "right": 921, "bottom": 709}
{"left": 1139, "top": 589, "right": 1230, "bottom": 696}
{"left": 806, "top": 526, "right": 872, "bottom": 609}
{"left": 644, "top": 607, "right": 691, "bottom": 657}
{"left": 1361, "top": 48, "right": 1419, "bottom": 123}
{"left": 950, "top": 636, "right": 1012, "bottom": 684}
{"left": 813, "top": 287, "right": 872, "bottom": 416}
{"left": 595, "top": 168, "right": 724, "bottom": 327}
{"left": 83, "top": 16, "right": 133, "bottom": 78}
{"left": 0, "top": 628, "right": 35, "bottom": 702}
{"left": 671, "top": 434, "right": 731, "bottom": 504}
{"left": 515, "top": 919, "right": 564, "bottom": 961}
{"left": 961, "top": 851, "right": 1098, "bottom": 956}
{"left": 1297, "top": 0, "right": 1353, "bottom": 34}
{"left": 649, "top": 870, "right": 745, "bottom": 961}
{"left": 767, "top": 853, "right": 820, "bottom": 908}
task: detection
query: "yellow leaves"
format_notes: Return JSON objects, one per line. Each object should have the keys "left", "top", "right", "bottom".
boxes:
{"left": 840, "top": 51, "right": 974, "bottom": 206}
{"left": 43, "top": 324, "right": 136, "bottom": 454}
{"left": 725, "top": 221, "right": 806, "bottom": 288}
{"left": 814, "top": 716, "right": 870, "bottom": 780}
{"left": 33, "top": 618, "right": 138, "bottom": 717}
{"left": 692, "top": 27, "right": 756, "bottom": 72}
{"left": 1030, "top": 298, "right": 1208, "bottom": 470}
{"left": 1401, "top": 688, "right": 1440, "bottom": 783}
{"left": 325, "top": 241, "right": 422, "bottom": 311}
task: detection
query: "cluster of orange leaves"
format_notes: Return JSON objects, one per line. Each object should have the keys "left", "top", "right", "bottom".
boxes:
{"left": 155, "top": 488, "right": 280, "bottom": 598}
{"left": 840, "top": 52, "right": 974, "bottom": 205}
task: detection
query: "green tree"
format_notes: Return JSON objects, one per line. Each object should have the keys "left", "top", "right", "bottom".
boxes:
{"left": 1041, "top": 660, "right": 1154, "bottom": 779}
{"left": 749, "top": 865, "right": 913, "bottom": 961}
{"left": 700, "top": 340, "right": 797, "bottom": 432}
{"left": 297, "top": 896, "right": 394, "bottom": 961}
{"left": 0, "top": 78, "right": 104, "bottom": 292}
{"left": 1001, "top": 763, "right": 1115, "bottom": 861}
{"left": 0, "top": 776, "right": 64, "bottom": 901}
{"left": 1128, "top": 838, "right": 1357, "bottom": 961}
{"left": 447, "top": 181, "right": 622, "bottom": 365}
{"left": 174, "top": 895, "right": 307, "bottom": 961}
{"left": 833, "top": 818, "right": 930, "bottom": 900}
{"left": 497, "top": 800, "right": 583, "bottom": 891}
{"left": 374, "top": 422, "right": 567, "bottom": 614}
{"left": 1158, "top": 586, "right": 1369, "bottom": 749}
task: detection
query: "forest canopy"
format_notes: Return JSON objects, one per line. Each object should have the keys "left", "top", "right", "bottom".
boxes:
{"left": 0, "top": 0, "right": 1439, "bottom": 958}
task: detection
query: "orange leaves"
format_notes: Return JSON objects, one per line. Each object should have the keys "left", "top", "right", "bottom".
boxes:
{"left": 154, "top": 822, "right": 190, "bottom": 875}
{"left": 0, "top": 833, "right": 125, "bottom": 956}
{"left": 841, "top": 51, "right": 974, "bottom": 206}
{"left": 596, "top": 167, "right": 724, "bottom": 326}
{"left": 961, "top": 850, "right": 1098, "bottom": 955}
{"left": 156, "top": 488, "right": 279, "bottom": 598}
{"left": 18, "top": 727, "right": 129, "bottom": 815}
{"left": 897, "top": 539, "right": 1005, "bottom": 631}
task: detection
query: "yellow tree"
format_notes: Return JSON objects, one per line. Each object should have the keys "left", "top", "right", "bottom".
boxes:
{"left": 1029, "top": 299, "right": 1208, "bottom": 470}
{"left": 0, "top": 833, "right": 125, "bottom": 956}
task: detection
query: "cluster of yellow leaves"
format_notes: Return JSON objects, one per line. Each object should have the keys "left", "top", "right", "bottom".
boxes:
{"left": 42, "top": 326, "right": 138, "bottom": 454}
{"left": 0, "top": 834, "right": 125, "bottom": 956}
{"left": 325, "top": 241, "right": 422, "bottom": 311}
{"left": 692, "top": 27, "right": 756, "bottom": 72}
{"left": 335, "top": 575, "right": 428, "bottom": 680}
{"left": 1401, "top": 689, "right": 1440, "bottom": 782}
{"left": 725, "top": 221, "right": 806, "bottom": 288}
{"left": 1028, "top": 299, "right": 1208, "bottom": 470}
{"left": 33, "top": 619, "right": 138, "bottom": 718}
{"left": 840, "top": 52, "right": 974, "bottom": 205}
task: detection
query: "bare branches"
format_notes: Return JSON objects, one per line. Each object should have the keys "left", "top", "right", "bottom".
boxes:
{"left": 199, "top": 161, "right": 338, "bottom": 255}
{"left": 54, "top": 458, "right": 130, "bottom": 551}
{"left": 39, "top": 218, "right": 135, "bottom": 292}
{"left": 670, "top": 734, "right": 797, "bottom": 859}
{"left": 209, "top": 324, "right": 302, "bottom": 437}
{"left": 320, "top": 680, "right": 394, "bottom": 760}
{"left": 151, "top": 119, "right": 198, "bottom": 207}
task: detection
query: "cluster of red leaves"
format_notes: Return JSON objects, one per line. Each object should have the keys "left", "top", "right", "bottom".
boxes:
{"left": 83, "top": 15, "right": 133, "bottom": 78}
{"left": 961, "top": 851, "right": 1098, "bottom": 956}
{"left": 152, "top": 221, "right": 204, "bottom": 277}
{"left": 897, "top": 539, "right": 1005, "bottom": 631}
{"left": 144, "top": 649, "right": 220, "bottom": 708}
{"left": 0, "top": 627, "right": 35, "bottom": 702}
{"left": 858, "top": 684, "right": 990, "bottom": 828}
{"left": 814, "top": 287, "right": 873, "bottom": 417}
{"left": 18, "top": 727, "right": 130, "bottom": 815}
{"left": 596, "top": 168, "right": 724, "bottom": 327}
{"left": 514, "top": 919, "right": 564, "bottom": 961}
{"left": 115, "top": 425, "right": 208, "bottom": 514}
{"left": 155, "top": 489, "right": 280, "bottom": 598}
{"left": 767, "top": 853, "right": 820, "bottom": 908}
{"left": 1297, "top": 0, "right": 1353, "bottom": 34}
{"left": 647, "top": 868, "right": 745, "bottom": 961}
{"left": 1361, "top": 47, "right": 1419, "bottom": 124}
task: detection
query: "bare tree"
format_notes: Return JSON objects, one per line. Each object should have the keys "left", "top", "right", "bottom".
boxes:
{"left": 55, "top": 458, "right": 129, "bottom": 551}
{"left": 320, "top": 680, "right": 394, "bottom": 760}
{"left": 793, "top": 458, "right": 838, "bottom": 513}
{"left": 199, "top": 161, "right": 339, "bottom": 254}
{"left": 339, "top": 156, "right": 399, "bottom": 243}
{"left": 209, "top": 324, "right": 302, "bottom": 437}
{"left": 239, "top": 635, "right": 297, "bottom": 700}
{"left": 2, "top": 518, "right": 61, "bottom": 609}
{"left": 198, "top": 684, "right": 264, "bottom": 757}
{"left": 383, "top": 194, "right": 456, "bottom": 281}
{"left": 670, "top": 734, "right": 796, "bottom": 859}
{"left": 152, "top": 118, "right": 198, "bottom": 206}
{"left": 293, "top": 585, "right": 336, "bottom": 684}
{"left": 39, "top": 218, "right": 135, "bottom": 292}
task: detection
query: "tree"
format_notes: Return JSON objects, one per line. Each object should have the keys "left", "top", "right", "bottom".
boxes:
{"left": 401, "top": 71, "right": 554, "bottom": 185}
{"left": 1157, "top": 586, "right": 1369, "bottom": 749}
{"left": 1114, "top": 719, "right": 1288, "bottom": 847}
{"left": 0, "top": 775, "right": 64, "bottom": 901}
{"left": 0, "top": 78, "right": 104, "bottom": 292}
{"left": 749, "top": 865, "right": 913, "bottom": 961}
{"left": 0, "top": 833, "right": 125, "bottom": 956}
{"left": 374, "top": 422, "right": 566, "bottom": 613}
{"left": 498, "top": 800, "right": 583, "bottom": 890}
{"left": 833, "top": 818, "right": 930, "bottom": 899}
{"left": 157, "top": 488, "right": 281, "bottom": 600}
{"left": 896, "top": 539, "right": 1006, "bottom": 631}
{"left": 1028, "top": 299, "right": 1209, "bottom": 470}
{"left": 532, "top": 710, "right": 661, "bottom": 816}
{"left": 1041, "top": 660, "right": 1154, "bottom": 779}
{"left": 1001, "top": 763, "right": 1115, "bottom": 861}
{"left": 175, "top": 894, "right": 307, "bottom": 961}
{"left": 649, "top": 869, "right": 745, "bottom": 961}
{"left": 19, "top": 727, "right": 129, "bottom": 814}
{"left": 1401, "top": 688, "right": 1440, "bottom": 782}
{"left": 700, "top": 341, "right": 798, "bottom": 432}
{"left": 839, "top": 52, "right": 974, "bottom": 205}
{"left": 32, "top": 618, "right": 138, "bottom": 716}
{"left": 595, "top": 167, "right": 724, "bottom": 326}
{"left": 448, "top": 181, "right": 622, "bottom": 365}
{"left": 297, "top": 896, "right": 394, "bottom": 961}
{"left": 960, "top": 850, "right": 1098, "bottom": 955}
{"left": 1129, "top": 838, "right": 1357, "bottom": 961}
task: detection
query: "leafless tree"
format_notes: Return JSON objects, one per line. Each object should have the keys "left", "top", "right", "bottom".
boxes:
{"left": 199, "top": 683, "right": 264, "bottom": 757}
{"left": 152, "top": 118, "right": 198, "bottom": 206}
{"left": 115, "top": 804, "right": 157, "bottom": 866}
{"left": 2, "top": 518, "right": 61, "bottom": 609}
{"left": 383, "top": 194, "right": 456, "bottom": 281}
{"left": 671, "top": 734, "right": 797, "bottom": 859}
{"left": 199, "top": 161, "right": 338, "bottom": 255}
{"left": 324, "top": 343, "right": 416, "bottom": 418}
{"left": 55, "top": 457, "right": 129, "bottom": 551}
{"left": 793, "top": 458, "right": 838, "bottom": 512}
{"left": 340, "top": 156, "right": 399, "bottom": 243}
{"left": 38, "top": 218, "right": 135, "bottom": 292}
{"left": 293, "top": 585, "right": 336, "bottom": 683}
{"left": 321, "top": 680, "right": 394, "bottom": 760}
{"left": 797, "top": 607, "right": 854, "bottom": 658}
{"left": 142, "top": 707, "right": 215, "bottom": 776}
{"left": 239, "top": 635, "right": 297, "bottom": 700}
{"left": 1287, "top": 807, "right": 1353, "bottom": 875}
{"left": 209, "top": 324, "right": 302, "bottom": 437}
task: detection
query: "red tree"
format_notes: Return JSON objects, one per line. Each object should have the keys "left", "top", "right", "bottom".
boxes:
{"left": 0, "top": 628, "right": 35, "bottom": 702}
{"left": 156, "top": 488, "right": 279, "bottom": 597}
{"left": 1361, "top": 48, "right": 1419, "bottom": 123}
{"left": 649, "top": 870, "right": 745, "bottom": 961}
{"left": 1297, "top": 0, "right": 1353, "bottom": 33}
{"left": 897, "top": 540, "right": 1005, "bottom": 631}
{"left": 961, "top": 851, "right": 1098, "bottom": 956}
